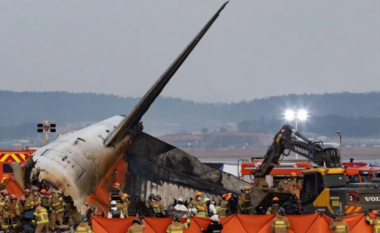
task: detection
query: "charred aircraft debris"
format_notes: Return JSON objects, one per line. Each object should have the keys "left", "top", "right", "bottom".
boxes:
{"left": 9, "top": 0, "right": 248, "bottom": 222}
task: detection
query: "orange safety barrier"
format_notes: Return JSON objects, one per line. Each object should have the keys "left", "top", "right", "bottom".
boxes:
{"left": 91, "top": 213, "right": 378, "bottom": 233}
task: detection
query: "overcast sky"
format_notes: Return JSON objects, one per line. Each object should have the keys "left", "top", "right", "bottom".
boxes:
{"left": 1, "top": 1, "right": 379, "bottom": 103}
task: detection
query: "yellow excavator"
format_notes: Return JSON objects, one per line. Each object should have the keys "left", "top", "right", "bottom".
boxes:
{"left": 251, "top": 125, "right": 380, "bottom": 217}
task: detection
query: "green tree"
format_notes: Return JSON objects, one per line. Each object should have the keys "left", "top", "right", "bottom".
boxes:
{"left": 201, "top": 127, "right": 209, "bottom": 133}
{"left": 237, "top": 120, "right": 257, "bottom": 133}
{"left": 219, "top": 127, "right": 228, "bottom": 133}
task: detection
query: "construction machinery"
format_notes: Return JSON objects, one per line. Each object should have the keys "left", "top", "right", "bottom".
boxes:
{"left": 251, "top": 125, "right": 380, "bottom": 217}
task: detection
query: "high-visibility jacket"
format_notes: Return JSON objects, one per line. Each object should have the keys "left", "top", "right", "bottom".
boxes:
{"left": 75, "top": 222, "right": 93, "bottom": 233}
{"left": 366, "top": 216, "right": 380, "bottom": 233}
{"left": 166, "top": 219, "right": 190, "bottom": 233}
{"left": 32, "top": 206, "right": 49, "bottom": 225}
{"left": 329, "top": 219, "right": 349, "bottom": 233}
{"left": 238, "top": 193, "right": 252, "bottom": 211}
{"left": 216, "top": 200, "right": 228, "bottom": 218}
{"left": 152, "top": 200, "right": 164, "bottom": 213}
{"left": 189, "top": 199, "right": 206, "bottom": 217}
{"left": 52, "top": 194, "right": 65, "bottom": 214}
{"left": 271, "top": 216, "right": 291, "bottom": 233}
{"left": 266, "top": 204, "right": 280, "bottom": 214}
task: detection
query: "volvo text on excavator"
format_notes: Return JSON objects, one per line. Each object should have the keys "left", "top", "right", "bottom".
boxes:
{"left": 251, "top": 125, "right": 380, "bottom": 217}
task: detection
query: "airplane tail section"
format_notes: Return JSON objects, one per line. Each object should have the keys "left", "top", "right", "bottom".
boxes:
{"left": 104, "top": 1, "right": 229, "bottom": 147}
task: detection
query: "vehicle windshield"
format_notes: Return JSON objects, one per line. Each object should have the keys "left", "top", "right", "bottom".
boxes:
{"left": 326, "top": 174, "right": 346, "bottom": 188}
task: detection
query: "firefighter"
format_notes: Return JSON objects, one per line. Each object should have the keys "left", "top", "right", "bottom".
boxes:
{"left": 24, "top": 188, "right": 33, "bottom": 210}
{"left": 127, "top": 217, "right": 146, "bottom": 233}
{"left": 121, "top": 193, "right": 130, "bottom": 218}
{"left": 365, "top": 211, "right": 380, "bottom": 232}
{"left": 239, "top": 186, "right": 253, "bottom": 214}
{"left": 108, "top": 200, "right": 124, "bottom": 218}
{"left": 146, "top": 194, "right": 156, "bottom": 208}
{"left": 32, "top": 202, "right": 49, "bottom": 233}
{"left": 174, "top": 197, "right": 189, "bottom": 218}
{"left": 153, "top": 194, "right": 165, "bottom": 217}
{"left": 206, "top": 199, "right": 217, "bottom": 218}
{"left": 271, "top": 207, "right": 291, "bottom": 233}
{"left": 189, "top": 192, "right": 207, "bottom": 218}
{"left": 1, "top": 194, "right": 21, "bottom": 230}
{"left": 75, "top": 215, "right": 93, "bottom": 233}
{"left": 109, "top": 182, "right": 124, "bottom": 211}
{"left": 0, "top": 189, "right": 9, "bottom": 202}
{"left": 330, "top": 211, "right": 349, "bottom": 233}
{"left": 31, "top": 186, "right": 41, "bottom": 207}
{"left": 40, "top": 189, "right": 51, "bottom": 210}
{"left": 51, "top": 189, "right": 66, "bottom": 231}
{"left": 266, "top": 197, "right": 280, "bottom": 215}
{"left": 166, "top": 215, "right": 190, "bottom": 233}
{"left": 277, "top": 178, "right": 292, "bottom": 193}
{"left": 201, "top": 215, "right": 223, "bottom": 233}
{"left": 216, "top": 194, "right": 228, "bottom": 219}
{"left": 18, "top": 196, "right": 26, "bottom": 214}
{"left": 289, "top": 172, "right": 301, "bottom": 197}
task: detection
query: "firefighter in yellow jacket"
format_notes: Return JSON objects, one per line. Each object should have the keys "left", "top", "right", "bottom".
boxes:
{"left": 76, "top": 215, "right": 93, "bottom": 233}
{"left": 216, "top": 194, "right": 229, "bottom": 219}
{"left": 330, "top": 211, "right": 349, "bottom": 233}
{"left": 109, "top": 182, "right": 124, "bottom": 210}
{"left": 1, "top": 194, "right": 21, "bottom": 230}
{"left": 122, "top": 193, "right": 130, "bottom": 218}
{"left": 271, "top": 207, "right": 291, "bottom": 233}
{"left": 166, "top": 215, "right": 190, "bottom": 233}
{"left": 266, "top": 197, "right": 280, "bottom": 215}
{"left": 365, "top": 211, "right": 380, "bottom": 233}
{"left": 32, "top": 202, "right": 49, "bottom": 233}
{"left": 189, "top": 192, "right": 207, "bottom": 218}
{"left": 239, "top": 186, "right": 254, "bottom": 214}
{"left": 50, "top": 189, "right": 66, "bottom": 231}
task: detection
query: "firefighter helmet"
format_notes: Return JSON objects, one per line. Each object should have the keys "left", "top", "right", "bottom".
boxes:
{"left": 113, "top": 183, "right": 120, "bottom": 189}
{"left": 336, "top": 211, "right": 343, "bottom": 217}
{"left": 156, "top": 194, "right": 161, "bottom": 200}
{"left": 81, "top": 215, "right": 88, "bottom": 222}
{"left": 291, "top": 172, "right": 297, "bottom": 177}
{"left": 273, "top": 197, "right": 279, "bottom": 201}
{"left": 123, "top": 193, "right": 128, "bottom": 198}
{"left": 174, "top": 215, "right": 180, "bottom": 222}
{"left": 222, "top": 194, "right": 227, "bottom": 199}
{"left": 10, "top": 194, "right": 17, "bottom": 201}
{"left": 40, "top": 189, "right": 47, "bottom": 195}
{"left": 195, "top": 192, "right": 202, "bottom": 196}
{"left": 32, "top": 186, "right": 39, "bottom": 192}
{"left": 132, "top": 218, "right": 141, "bottom": 224}
{"left": 244, "top": 186, "right": 250, "bottom": 191}
{"left": 149, "top": 194, "right": 155, "bottom": 199}
{"left": 24, "top": 189, "right": 30, "bottom": 195}
{"left": 47, "top": 189, "right": 53, "bottom": 196}
{"left": 278, "top": 207, "right": 286, "bottom": 215}
{"left": 20, "top": 196, "right": 26, "bottom": 203}
{"left": 1, "top": 190, "right": 9, "bottom": 196}
{"left": 204, "top": 198, "right": 210, "bottom": 203}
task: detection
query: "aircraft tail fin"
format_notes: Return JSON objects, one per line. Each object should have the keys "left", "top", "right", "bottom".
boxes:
{"left": 104, "top": 1, "right": 229, "bottom": 147}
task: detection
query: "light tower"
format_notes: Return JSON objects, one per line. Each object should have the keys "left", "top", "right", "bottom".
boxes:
{"left": 37, "top": 121, "right": 56, "bottom": 145}
{"left": 284, "top": 109, "right": 308, "bottom": 159}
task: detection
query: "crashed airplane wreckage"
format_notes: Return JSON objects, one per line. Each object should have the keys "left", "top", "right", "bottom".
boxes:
{"left": 8, "top": 0, "right": 248, "bottom": 221}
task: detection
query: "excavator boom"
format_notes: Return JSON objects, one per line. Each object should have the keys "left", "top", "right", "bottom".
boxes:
{"left": 254, "top": 125, "right": 342, "bottom": 178}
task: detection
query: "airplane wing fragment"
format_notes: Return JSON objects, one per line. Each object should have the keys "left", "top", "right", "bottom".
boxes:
{"left": 104, "top": 1, "right": 229, "bottom": 147}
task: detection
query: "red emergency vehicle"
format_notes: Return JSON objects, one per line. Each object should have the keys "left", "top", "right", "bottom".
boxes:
{"left": 0, "top": 148, "right": 36, "bottom": 183}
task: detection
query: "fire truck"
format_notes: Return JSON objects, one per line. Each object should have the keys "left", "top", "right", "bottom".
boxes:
{"left": 240, "top": 158, "right": 380, "bottom": 188}
{"left": 0, "top": 148, "right": 36, "bottom": 183}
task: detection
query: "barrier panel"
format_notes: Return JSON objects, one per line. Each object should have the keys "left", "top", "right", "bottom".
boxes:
{"left": 91, "top": 213, "right": 377, "bottom": 233}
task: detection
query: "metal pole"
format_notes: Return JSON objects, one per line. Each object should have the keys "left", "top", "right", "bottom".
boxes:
{"left": 295, "top": 113, "right": 298, "bottom": 159}
{"left": 45, "top": 131, "right": 48, "bottom": 145}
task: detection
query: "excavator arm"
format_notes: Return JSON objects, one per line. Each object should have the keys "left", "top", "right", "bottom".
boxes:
{"left": 254, "top": 125, "right": 342, "bottom": 178}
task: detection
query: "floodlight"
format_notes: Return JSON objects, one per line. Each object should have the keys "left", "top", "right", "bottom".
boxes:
{"left": 285, "top": 110, "right": 295, "bottom": 120}
{"left": 298, "top": 110, "right": 308, "bottom": 121}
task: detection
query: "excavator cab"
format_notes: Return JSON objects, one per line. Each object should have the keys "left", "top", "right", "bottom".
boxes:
{"left": 300, "top": 168, "right": 347, "bottom": 217}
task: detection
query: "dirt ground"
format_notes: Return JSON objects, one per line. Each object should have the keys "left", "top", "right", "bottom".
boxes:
{"left": 184, "top": 147, "right": 380, "bottom": 160}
